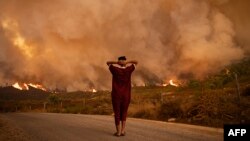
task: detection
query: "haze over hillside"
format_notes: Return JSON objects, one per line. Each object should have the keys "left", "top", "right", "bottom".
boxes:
{"left": 0, "top": 0, "right": 249, "bottom": 91}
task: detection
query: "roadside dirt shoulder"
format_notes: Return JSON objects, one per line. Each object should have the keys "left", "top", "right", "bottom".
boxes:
{"left": 0, "top": 114, "right": 32, "bottom": 141}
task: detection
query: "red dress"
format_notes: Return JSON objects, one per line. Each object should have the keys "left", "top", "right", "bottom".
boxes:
{"left": 109, "top": 64, "right": 135, "bottom": 125}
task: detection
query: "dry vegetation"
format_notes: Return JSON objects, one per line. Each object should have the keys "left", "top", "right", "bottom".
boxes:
{"left": 0, "top": 58, "right": 250, "bottom": 128}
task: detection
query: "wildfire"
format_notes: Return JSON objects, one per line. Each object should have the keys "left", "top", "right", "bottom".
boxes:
{"left": 12, "top": 82, "right": 29, "bottom": 90}
{"left": 28, "top": 83, "right": 47, "bottom": 91}
{"left": 162, "top": 79, "right": 179, "bottom": 87}
{"left": 169, "top": 79, "right": 179, "bottom": 87}
{"left": 92, "top": 89, "right": 97, "bottom": 93}
{"left": 162, "top": 83, "right": 168, "bottom": 87}
{"left": 161, "top": 79, "right": 179, "bottom": 87}
{"left": 12, "top": 82, "right": 46, "bottom": 91}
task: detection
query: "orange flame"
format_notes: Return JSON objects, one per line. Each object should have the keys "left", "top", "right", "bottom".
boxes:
{"left": 12, "top": 82, "right": 29, "bottom": 90}
{"left": 12, "top": 82, "right": 46, "bottom": 91}
{"left": 162, "top": 79, "right": 179, "bottom": 87}
{"left": 169, "top": 79, "right": 179, "bottom": 87}
{"left": 28, "top": 83, "right": 46, "bottom": 91}
{"left": 162, "top": 83, "right": 168, "bottom": 87}
{"left": 92, "top": 88, "right": 97, "bottom": 93}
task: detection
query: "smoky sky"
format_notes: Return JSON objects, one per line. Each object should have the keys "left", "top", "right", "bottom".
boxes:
{"left": 0, "top": 0, "right": 249, "bottom": 91}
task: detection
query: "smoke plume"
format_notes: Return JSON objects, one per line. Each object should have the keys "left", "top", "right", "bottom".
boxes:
{"left": 0, "top": 0, "right": 248, "bottom": 91}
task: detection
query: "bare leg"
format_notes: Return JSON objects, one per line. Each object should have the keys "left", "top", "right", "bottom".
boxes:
{"left": 114, "top": 123, "right": 121, "bottom": 136}
{"left": 121, "top": 121, "right": 126, "bottom": 134}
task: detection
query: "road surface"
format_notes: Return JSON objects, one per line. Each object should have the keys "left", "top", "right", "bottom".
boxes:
{"left": 0, "top": 113, "right": 223, "bottom": 141}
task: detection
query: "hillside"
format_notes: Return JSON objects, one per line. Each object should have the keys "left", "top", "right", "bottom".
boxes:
{"left": 0, "top": 86, "right": 50, "bottom": 100}
{"left": 0, "top": 58, "right": 249, "bottom": 127}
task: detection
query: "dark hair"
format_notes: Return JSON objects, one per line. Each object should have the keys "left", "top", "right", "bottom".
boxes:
{"left": 118, "top": 56, "right": 126, "bottom": 61}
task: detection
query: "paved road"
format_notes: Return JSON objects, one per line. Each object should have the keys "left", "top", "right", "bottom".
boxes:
{"left": 0, "top": 113, "right": 223, "bottom": 141}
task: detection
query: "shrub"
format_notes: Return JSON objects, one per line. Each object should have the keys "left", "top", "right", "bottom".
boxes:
{"left": 158, "top": 101, "right": 183, "bottom": 120}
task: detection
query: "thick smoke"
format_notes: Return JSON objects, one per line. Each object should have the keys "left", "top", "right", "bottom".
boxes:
{"left": 0, "top": 0, "right": 248, "bottom": 91}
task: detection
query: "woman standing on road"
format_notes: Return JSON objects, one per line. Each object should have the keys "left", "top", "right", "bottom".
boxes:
{"left": 107, "top": 56, "right": 138, "bottom": 137}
